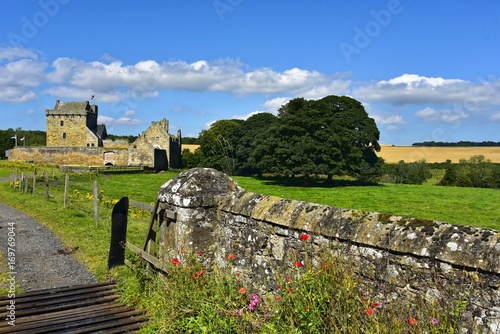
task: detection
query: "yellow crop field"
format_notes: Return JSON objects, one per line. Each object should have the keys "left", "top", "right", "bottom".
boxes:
{"left": 377, "top": 145, "right": 500, "bottom": 163}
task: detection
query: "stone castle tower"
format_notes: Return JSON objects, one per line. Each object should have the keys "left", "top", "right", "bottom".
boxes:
{"left": 45, "top": 100, "right": 107, "bottom": 147}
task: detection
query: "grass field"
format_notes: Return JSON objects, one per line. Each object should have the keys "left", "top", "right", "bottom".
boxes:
{"left": 378, "top": 145, "right": 500, "bottom": 163}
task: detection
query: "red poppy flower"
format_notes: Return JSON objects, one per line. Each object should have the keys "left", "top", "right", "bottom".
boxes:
{"left": 239, "top": 287, "right": 246, "bottom": 294}
{"left": 285, "top": 276, "right": 292, "bottom": 282}
{"left": 294, "top": 261, "right": 302, "bottom": 268}
{"left": 371, "top": 302, "right": 379, "bottom": 308}
{"left": 229, "top": 254, "right": 235, "bottom": 260}
{"left": 180, "top": 249, "right": 186, "bottom": 254}
{"left": 235, "top": 273, "right": 241, "bottom": 277}
{"left": 196, "top": 251, "right": 204, "bottom": 255}
{"left": 365, "top": 308, "right": 374, "bottom": 316}
{"left": 172, "top": 257, "right": 181, "bottom": 265}
{"left": 300, "top": 233, "right": 310, "bottom": 241}
{"left": 193, "top": 269, "right": 204, "bottom": 278}
{"left": 276, "top": 296, "right": 282, "bottom": 301}
{"left": 409, "top": 317, "right": 417, "bottom": 325}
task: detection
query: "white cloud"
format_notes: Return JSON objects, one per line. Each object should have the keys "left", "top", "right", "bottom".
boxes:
{"left": 0, "top": 47, "right": 38, "bottom": 61}
{"left": 372, "top": 114, "right": 406, "bottom": 125}
{"left": 0, "top": 57, "right": 47, "bottom": 103}
{"left": 123, "top": 109, "right": 136, "bottom": 117}
{"left": 415, "top": 107, "right": 469, "bottom": 124}
{"left": 353, "top": 74, "right": 500, "bottom": 107}
{"left": 98, "top": 115, "right": 142, "bottom": 127}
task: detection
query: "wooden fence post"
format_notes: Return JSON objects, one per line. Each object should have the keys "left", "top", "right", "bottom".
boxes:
{"left": 24, "top": 177, "right": 28, "bottom": 193}
{"left": 19, "top": 172, "right": 23, "bottom": 191}
{"left": 93, "top": 180, "right": 99, "bottom": 226}
{"left": 45, "top": 172, "right": 49, "bottom": 201}
{"left": 64, "top": 173, "right": 69, "bottom": 208}
{"left": 32, "top": 168, "right": 36, "bottom": 196}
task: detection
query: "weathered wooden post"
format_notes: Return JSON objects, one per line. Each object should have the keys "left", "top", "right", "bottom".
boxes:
{"left": 24, "top": 177, "right": 28, "bottom": 193}
{"left": 19, "top": 172, "right": 23, "bottom": 191}
{"left": 64, "top": 173, "right": 69, "bottom": 208}
{"left": 45, "top": 172, "right": 49, "bottom": 200}
{"left": 32, "top": 168, "right": 36, "bottom": 196}
{"left": 93, "top": 180, "right": 99, "bottom": 226}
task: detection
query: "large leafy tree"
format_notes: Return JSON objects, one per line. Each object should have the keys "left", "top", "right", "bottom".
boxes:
{"left": 229, "top": 112, "right": 277, "bottom": 175}
{"left": 197, "top": 119, "right": 243, "bottom": 175}
{"left": 253, "top": 95, "right": 381, "bottom": 182}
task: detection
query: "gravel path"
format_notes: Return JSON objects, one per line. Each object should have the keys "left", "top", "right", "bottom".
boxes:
{"left": 0, "top": 201, "right": 97, "bottom": 291}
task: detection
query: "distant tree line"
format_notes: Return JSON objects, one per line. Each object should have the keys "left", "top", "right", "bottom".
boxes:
{"left": 0, "top": 128, "right": 46, "bottom": 158}
{"left": 412, "top": 141, "right": 500, "bottom": 147}
{"left": 106, "top": 134, "right": 138, "bottom": 143}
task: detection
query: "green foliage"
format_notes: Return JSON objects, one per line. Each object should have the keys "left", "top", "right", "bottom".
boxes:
{"left": 182, "top": 137, "right": 200, "bottom": 144}
{"left": 106, "top": 134, "right": 139, "bottom": 143}
{"left": 439, "top": 155, "right": 499, "bottom": 189}
{"left": 229, "top": 112, "right": 277, "bottom": 176}
{"left": 110, "top": 240, "right": 470, "bottom": 333}
{"left": 252, "top": 96, "right": 381, "bottom": 182}
{"left": 0, "top": 128, "right": 46, "bottom": 158}
{"left": 382, "top": 159, "right": 432, "bottom": 185}
{"left": 197, "top": 119, "right": 243, "bottom": 175}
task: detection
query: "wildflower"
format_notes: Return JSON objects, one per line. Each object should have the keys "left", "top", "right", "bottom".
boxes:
{"left": 239, "top": 287, "right": 246, "bottom": 294}
{"left": 229, "top": 253, "right": 235, "bottom": 260}
{"left": 371, "top": 302, "right": 379, "bottom": 308}
{"left": 289, "top": 288, "right": 294, "bottom": 293}
{"left": 285, "top": 276, "right": 292, "bottom": 282}
{"left": 196, "top": 251, "right": 204, "bottom": 255}
{"left": 409, "top": 317, "right": 417, "bottom": 325}
{"left": 276, "top": 296, "right": 282, "bottom": 301}
{"left": 294, "top": 261, "right": 302, "bottom": 268}
{"left": 322, "top": 263, "right": 329, "bottom": 270}
{"left": 249, "top": 294, "right": 260, "bottom": 311}
{"left": 365, "top": 308, "right": 374, "bottom": 316}
{"left": 235, "top": 273, "right": 241, "bottom": 277}
{"left": 171, "top": 258, "right": 181, "bottom": 265}
{"left": 193, "top": 269, "right": 204, "bottom": 278}
{"left": 304, "top": 305, "right": 310, "bottom": 311}
{"left": 431, "top": 317, "right": 439, "bottom": 325}
{"left": 300, "top": 233, "right": 310, "bottom": 241}
{"left": 180, "top": 249, "right": 186, "bottom": 254}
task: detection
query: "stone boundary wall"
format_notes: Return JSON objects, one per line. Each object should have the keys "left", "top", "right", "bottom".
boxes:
{"left": 157, "top": 168, "right": 500, "bottom": 333}
{"left": 8, "top": 147, "right": 128, "bottom": 166}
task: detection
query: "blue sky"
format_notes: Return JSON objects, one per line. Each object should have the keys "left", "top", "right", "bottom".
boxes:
{"left": 1, "top": 0, "right": 499, "bottom": 145}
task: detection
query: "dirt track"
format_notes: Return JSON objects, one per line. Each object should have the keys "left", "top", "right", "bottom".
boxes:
{"left": 0, "top": 200, "right": 97, "bottom": 291}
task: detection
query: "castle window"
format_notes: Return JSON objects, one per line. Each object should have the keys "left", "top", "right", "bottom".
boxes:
{"left": 60, "top": 120, "right": 64, "bottom": 126}
{"left": 91, "top": 143, "right": 95, "bottom": 147}
{"left": 62, "top": 132, "right": 66, "bottom": 139}
{"left": 87, "top": 143, "right": 90, "bottom": 147}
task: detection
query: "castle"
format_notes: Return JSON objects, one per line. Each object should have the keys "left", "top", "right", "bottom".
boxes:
{"left": 8, "top": 100, "right": 182, "bottom": 170}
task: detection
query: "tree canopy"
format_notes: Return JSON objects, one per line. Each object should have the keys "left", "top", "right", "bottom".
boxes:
{"left": 252, "top": 95, "right": 381, "bottom": 181}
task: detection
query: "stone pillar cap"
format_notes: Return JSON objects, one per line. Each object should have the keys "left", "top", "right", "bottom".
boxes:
{"left": 158, "top": 168, "right": 241, "bottom": 207}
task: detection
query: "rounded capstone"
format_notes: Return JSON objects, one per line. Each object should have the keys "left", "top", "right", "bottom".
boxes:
{"left": 158, "top": 168, "right": 241, "bottom": 207}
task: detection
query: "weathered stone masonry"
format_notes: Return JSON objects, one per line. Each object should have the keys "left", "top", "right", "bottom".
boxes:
{"left": 157, "top": 168, "right": 500, "bottom": 333}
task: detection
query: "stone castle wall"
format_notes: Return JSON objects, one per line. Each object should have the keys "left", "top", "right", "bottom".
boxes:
{"left": 8, "top": 147, "right": 128, "bottom": 166}
{"left": 156, "top": 168, "right": 500, "bottom": 333}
